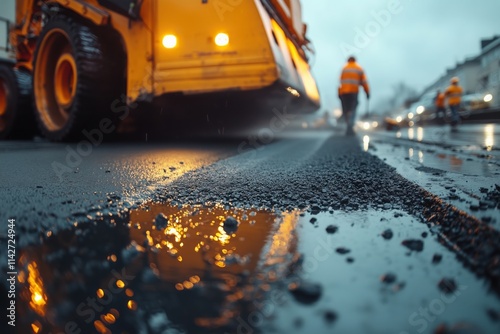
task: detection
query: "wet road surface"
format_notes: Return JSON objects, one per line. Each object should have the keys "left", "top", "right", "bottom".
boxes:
{"left": 365, "top": 124, "right": 500, "bottom": 228}
{"left": 1, "top": 127, "right": 500, "bottom": 334}
{"left": 0, "top": 140, "right": 234, "bottom": 239}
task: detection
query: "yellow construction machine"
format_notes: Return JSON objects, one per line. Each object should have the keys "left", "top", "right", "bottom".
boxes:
{"left": 0, "top": 0, "right": 320, "bottom": 140}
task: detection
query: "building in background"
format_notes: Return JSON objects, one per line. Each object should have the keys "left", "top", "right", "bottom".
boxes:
{"left": 421, "top": 35, "right": 500, "bottom": 108}
{"left": 478, "top": 36, "right": 500, "bottom": 107}
{"left": 421, "top": 57, "right": 481, "bottom": 97}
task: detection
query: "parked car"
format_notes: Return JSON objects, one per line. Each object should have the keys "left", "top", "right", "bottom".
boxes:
{"left": 357, "top": 114, "right": 383, "bottom": 131}
{"left": 409, "top": 94, "right": 441, "bottom": 125}
{"left": 460, "top": 93, "right": 493, "bottom": 113}
{"left": 384, "top": 108, "right": 411, "bottom": 130}
{"left": 384, "top": 116, "right": 402, "bottom": 130}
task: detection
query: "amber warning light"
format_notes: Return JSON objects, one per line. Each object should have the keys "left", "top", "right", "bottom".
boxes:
{"left": 162, "top": 35, "right": 177, "bottom": 49}
{"left": 215, "top": 33, "right": 229, "bottom": 46}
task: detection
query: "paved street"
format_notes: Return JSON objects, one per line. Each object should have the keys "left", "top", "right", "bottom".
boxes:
{"left": 366, "top": 124, "right": 500, "bottom": 226}
{"left": 1, "top": 124, "right": 499, "bottom": 334}
{"left": 1, "top": 0, "right": 499, "bottom": 333}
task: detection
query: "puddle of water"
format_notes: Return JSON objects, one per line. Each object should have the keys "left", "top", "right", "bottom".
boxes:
{"left": 387, "top": 124, "right": 499, "bottom": 152}
{"left": 266, "top": 210, "right": 500, "bottom": 334}
{"left": 373, "top": 135, "right": 497, "bottom": 176}
{"left": 368, "top": 139, "right": 500, "bottom": 228}
{"left": 414, "top": 150, "right": 498, "bottom": 176}
{"left": 15, "top": 203, "right": 300, "bottom": 334}
{"left": 13, "top": 203, "right": 500, "bottom": 334}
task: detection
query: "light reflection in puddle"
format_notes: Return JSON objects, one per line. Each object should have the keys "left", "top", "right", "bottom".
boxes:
{"left": 484, "top": 124, "right": 494, "bottom": 151}
{"left": 437, "top": 153, "right": 463, "bottom": 171}
{"left": 18, "top": 259, "right": 47, "bottom": 317}
{"left": 417, "top": 126, "right": 424, "bottom": 142}
{"left": 408, "top": 127, "right": 414, "bottom": 140}
{"left": 129, "top": 203, "right": 297, "bottom": 280}
{"left": 268, "top": 210, "right": 500, "bottom": 334}
{"left": 15, "top": 203, "right": 300, "bottom": 333}
{"left": 418, "top": 150, "right": 424, "bottom": 163}
{"left": 363, "top": 135, "right": 370, "bottom": 152}
{"left": 405, "top": 146, "right": 495, "bottom": 176}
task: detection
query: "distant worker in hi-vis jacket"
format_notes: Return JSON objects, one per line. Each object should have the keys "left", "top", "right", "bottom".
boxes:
{"left": 338, "top": 56, "right": 370, "bottom": 136}
{"left": 444, "top": 77, "right": 463, "bottom": 131}
{"left": 434, "top": 90, "right": 446, "bottom": 123}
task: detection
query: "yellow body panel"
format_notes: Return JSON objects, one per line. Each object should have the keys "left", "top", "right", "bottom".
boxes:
{"left": 152, "top": 0, "right": 278, "bottom": 95}
{"left": 13, "top": 0, "right": 320, "bottom": 109}
{"left": 286, "top": 38, "right": 320, "bottom": 103}
{"left": 100, "top": 0, "right": 318, "bottom": 107}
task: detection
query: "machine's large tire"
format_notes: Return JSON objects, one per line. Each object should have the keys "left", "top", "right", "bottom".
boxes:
{"left": 0, "top": 64, "right": 35, "bottom": 139}
{"left": 32, "top": 15, "right": 118, "bottom": 141}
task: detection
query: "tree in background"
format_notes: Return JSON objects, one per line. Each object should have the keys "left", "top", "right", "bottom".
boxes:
{"left": 376, "top": 82, "right": 419, "bottom": 115}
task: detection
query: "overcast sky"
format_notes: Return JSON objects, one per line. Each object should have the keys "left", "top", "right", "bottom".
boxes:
{"left": 302, "top": 0, "right": 500, "bottom": 113}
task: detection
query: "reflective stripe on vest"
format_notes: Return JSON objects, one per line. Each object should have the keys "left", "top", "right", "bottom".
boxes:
{"left": 341, "top": 79, "right": 362, "bottom": 85}
{"left": 342, "top": 68, "right": 364, "bottom": 75}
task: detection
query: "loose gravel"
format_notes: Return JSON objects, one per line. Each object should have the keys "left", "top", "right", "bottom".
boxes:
{"left": 156, "top": 135, "right": 500, "bottom": 294}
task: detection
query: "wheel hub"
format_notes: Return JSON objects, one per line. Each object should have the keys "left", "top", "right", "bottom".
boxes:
{"left": 34, "top": 28, "right": 76, "bottom": 131}
{"left": 54, "top": 52, "right": 77, "bottom": 109}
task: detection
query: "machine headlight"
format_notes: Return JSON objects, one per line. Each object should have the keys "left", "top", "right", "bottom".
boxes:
{"left": 484, "top": 94, "right": 493, "bottom": 103}
{"left": 215, "top": 33, "right": 229, "bottom": 46}
{"left": 162, "top": 35, "right": 177, "bottom": 49}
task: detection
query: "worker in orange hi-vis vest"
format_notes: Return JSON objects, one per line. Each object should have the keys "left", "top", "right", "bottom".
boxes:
{"left": 434, "top": 90, "right": 446, "bottom": 123}
{"left": 338, "top": 56, "right": 370, "bottom": 136}
{"left": 444, "top": 77, "right": 463, "bottom": 130}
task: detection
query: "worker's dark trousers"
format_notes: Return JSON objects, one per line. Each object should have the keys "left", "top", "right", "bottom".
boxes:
{"left": 436, "top": 106, "right": 446, "bottom": 124}
{"left": 340, "top": 93, "right": 358, "bottom": 129}
{"left": 449, "top": 104, "right": 460, "bottom": 126}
